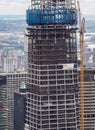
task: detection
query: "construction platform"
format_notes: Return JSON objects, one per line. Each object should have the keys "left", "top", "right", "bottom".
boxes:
{"left": 26, "top": 8, "right": 77, "bottom": 25}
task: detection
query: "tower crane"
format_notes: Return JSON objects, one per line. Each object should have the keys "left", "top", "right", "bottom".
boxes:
{"left": 77, "top": 1, "right": 85, "bottom": 130}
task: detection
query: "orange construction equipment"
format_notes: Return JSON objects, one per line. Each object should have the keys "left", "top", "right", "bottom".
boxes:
{"left": 77, "top": 1, "right": 85, "bottom": 130}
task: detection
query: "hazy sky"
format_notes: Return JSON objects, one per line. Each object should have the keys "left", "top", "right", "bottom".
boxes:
{"left": 0, "top": 0, "right": 94, "bottom": 15}
{"left": 80, "top": 0, "right": 95, "bottom": 15}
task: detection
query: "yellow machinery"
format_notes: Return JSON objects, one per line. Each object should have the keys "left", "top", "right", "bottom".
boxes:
{"left": 77, "top": 1, "right": 85, "bottom": 130}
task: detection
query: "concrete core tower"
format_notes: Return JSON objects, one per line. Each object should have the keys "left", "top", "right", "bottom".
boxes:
{"left": 25, "top": 0, "right": 79, "bottom": 129}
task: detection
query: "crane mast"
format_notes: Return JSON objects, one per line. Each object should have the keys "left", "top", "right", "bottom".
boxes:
{"left": 77, "top": 1, "right": 85, "bottom": 130}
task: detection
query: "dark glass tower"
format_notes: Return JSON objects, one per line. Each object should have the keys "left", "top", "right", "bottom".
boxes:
{"left": 25, "top": 0, "right": 79, "bottom": 129}
{"left": 0, "top": 76, "right": 7, "bottom": 130}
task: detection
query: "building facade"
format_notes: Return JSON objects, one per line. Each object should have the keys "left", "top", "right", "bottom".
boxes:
{"left": 25, "top": 0, "right": 79, "bottom": 130}
{"left": 7, "top": 72, "right": 27, "bottom": 130}
{"left": 0, "top": 76, "right": 7, "bottom": 130}
{"left": 93, "top": 48, "right": 95, "bottom": 67}
{"left": 79, "top": 68, "right": 95, "bottom": 130}
{"left": 14, "top": 92, "right": 27, "bottom": 130}
{"left": 0, "top": 72, "right": 27, "bottom": 130}
{"left": 3, "top": 57, "right": 17, "bottom": 73}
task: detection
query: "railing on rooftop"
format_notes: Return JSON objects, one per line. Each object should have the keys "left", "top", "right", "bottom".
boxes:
{"left": 26, "top": 8, "right": 77, "bottom": 25}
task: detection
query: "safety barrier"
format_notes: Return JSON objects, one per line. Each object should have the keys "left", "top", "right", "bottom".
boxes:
{"left": 26, "top": 8, "right": 77, "bottom": 25}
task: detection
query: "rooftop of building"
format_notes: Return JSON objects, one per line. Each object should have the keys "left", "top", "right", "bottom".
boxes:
{"left": 0, "top": 71, "right": 27, "bottom": 76}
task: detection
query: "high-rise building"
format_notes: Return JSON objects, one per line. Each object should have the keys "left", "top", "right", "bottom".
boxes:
{"left": 0, "top": 72, "right": 27, "bottom": 130}
{"left": 25, "top": 0, "right": 79, "bottom": 129}
{"left": 79, "top": 68, "right": 95, "bottom": 130}
{"left": 14, "top": 83, "right": 27, "bottom": 130}
{"left": 93, "top": 48, "right": 95, "bottom": 66}
{"left": 14, "top": 92, "right": 27, "bottom": 130}
{"left": 0, "top": 75, "right": 7, "bottom": 130}
{"left": 7, "top": 72, "right": 27, "bottom": 130}
{"left": 3, "top": 56, "right": 17, "bottom": 72}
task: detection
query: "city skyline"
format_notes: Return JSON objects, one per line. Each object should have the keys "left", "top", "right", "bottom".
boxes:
{"left": 0, "top": 0, "right": 94, "bottom": 15}
{"left": 0, "top": 0, "right": 95, "bottom": 129}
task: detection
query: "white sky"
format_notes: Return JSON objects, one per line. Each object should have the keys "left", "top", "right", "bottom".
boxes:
{"left": 0, "top": 0, "right": 94, "bottom": 15}
{"left": 80, "top": 0, "right": 95, "bottom": 15}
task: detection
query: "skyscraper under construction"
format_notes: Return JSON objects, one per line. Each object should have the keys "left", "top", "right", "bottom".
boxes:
{"left": 25, "top": 0, "right": 79, "bottom": 129}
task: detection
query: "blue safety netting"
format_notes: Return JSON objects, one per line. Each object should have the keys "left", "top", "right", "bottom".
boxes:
{"left": 26, "top": 8, "right": 77, "bottom": 25}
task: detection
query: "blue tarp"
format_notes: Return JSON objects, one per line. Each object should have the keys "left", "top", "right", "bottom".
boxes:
{"left": 26, "top": 8, "right": 77, "bottom": 25}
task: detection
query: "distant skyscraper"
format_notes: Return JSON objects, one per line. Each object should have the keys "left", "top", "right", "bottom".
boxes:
{"left": 14, "top": 92, "right": 27, "bottom": 130}
{"left": 3, "top": 56, "right": 17, "bottom": 72}
{"left": 25, "top": 0, "right": 79, "bottom": 129}
{"left": 84, "top": 46, "right": 93, "bottom": 67}
{"left": 0, "top": 48, "right": 25, "bottom": 73}
{"left": 0, "top": 76, "right": 7, "bottom": 130}
{"left": 0, "top": 72, "right": 27, "bottom": 130}
{"left": 93, "top": 48, "right": 95, "bottom": 66}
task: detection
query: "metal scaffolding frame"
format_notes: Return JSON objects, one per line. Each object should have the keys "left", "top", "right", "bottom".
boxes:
{"left": 25, "top": 0, "right": 79, "bottom": 130}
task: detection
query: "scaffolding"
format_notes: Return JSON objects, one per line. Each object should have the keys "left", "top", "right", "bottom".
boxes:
{"left": 26, "top": 8, "right": 77, "bottom": 25}
{"left": 26, "top": 25, "right": 77, "bottom": 65}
